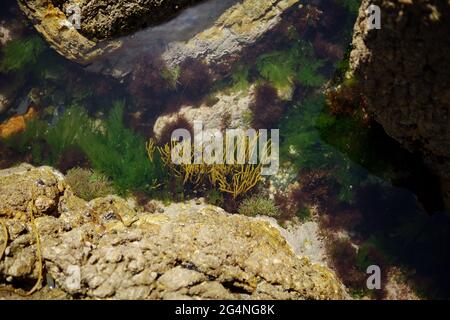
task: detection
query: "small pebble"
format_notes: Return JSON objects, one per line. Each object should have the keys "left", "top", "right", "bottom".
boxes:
{"left": 157, "top": 208, "right": 165, "bottom": 213}
{"left": 5, "top": 246, "right": 11, "bottom": 256}
{"left": 144, "top": 202, "right": 156, "bottom": 213}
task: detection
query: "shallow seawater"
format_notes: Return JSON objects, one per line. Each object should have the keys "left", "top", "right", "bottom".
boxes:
{"left": 1, "top": 0, "right": 450, "bottom": 299}
{"left": 87, "top": 0, "right": 239, "bottom": 75}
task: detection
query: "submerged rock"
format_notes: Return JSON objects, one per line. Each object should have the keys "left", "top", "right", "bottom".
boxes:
{"left": 0, "top": 164, "right": 348, "bottom": 300}
{"left": 17, "top": 0, "right": 114, "bottom": 63}
{"left": 348, "top": 0, "right": 450, "bottom": 180}
{"left": 18, "top": 0, "right": 300, "bottom": 77}
{"left": 0, "top": 93, "right": 12, "bottom": 115}
{"left": 0, "top": 106, "right": 37, "bottom": 139}
{"left": 153, "top": 86, "right": 255, "bottom": 140}
{"left": 0, "top": 18, "right": 24, "bottom": 47}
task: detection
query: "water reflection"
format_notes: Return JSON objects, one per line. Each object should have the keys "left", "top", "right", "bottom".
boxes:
{"left": 87, "top": 0, "right": 238, "bottom": 75}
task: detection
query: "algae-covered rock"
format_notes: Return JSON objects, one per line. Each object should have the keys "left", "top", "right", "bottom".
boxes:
{"left": 349, "top": 0, "right": 450, "bottom": 180}
{"left": 0, "top": 164, "right": 348, "bottom": 300}
{"left": 53, "top": 0, "right": 204, "bottom": 40}
{"left": 17, "top": 0, "right": 300, "bottom": 77}
{"left": 16, "top": 0, "right": 111, "bottom": 63}
{"left": 153, "top": 85, "right": 255, "bottom": 140}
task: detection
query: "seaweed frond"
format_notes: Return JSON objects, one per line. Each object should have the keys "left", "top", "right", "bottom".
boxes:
{"left": 0, "top": 36, "right": 46, "bottom": 72}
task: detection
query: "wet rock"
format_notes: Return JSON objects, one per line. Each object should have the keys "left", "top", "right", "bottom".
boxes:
{"left": 54, "top": 0, "right": 205, "bottom": 40}
{"left": 18, "top": 0, "right": 300, "bottom": 77}
{"left": 0, "top": 80, "right": 21, "bottom": 116}
{"left": 0, "top": 164, "right": 348, "bottom": 300}
{"left": 0, "top": 17, "right": 25, "bottom": 47}
{"left": 17, "top": 0, "right": 115, "bottom": 63}
{"left": 153, "top": 86, "right": 254, "bottom": 139}
{"left": 349, "top": 0, "right": 450, "bottom": 179}
{"left": 0, "top": 93, "right": 12, "bottom": 115}
{"left": 159, "top": 0, "right": 301, "bottom": 67}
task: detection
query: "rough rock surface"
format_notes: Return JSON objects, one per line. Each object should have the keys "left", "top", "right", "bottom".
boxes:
{"left": 260, "top": 217, "right": 329, "bottom": 266}
{"left": 0, "top": 164, "right": 348, "bottom": 299}
{"left": 0, "top": 18, "right": 24, "bottom": 47}
{"left": 349, "top": 0, "right": 450, "bottom": 179}
{"left": 52, "top": 0, "right": 204, "bottom": 40}
{"left": 0, "top": 79, "right": 26, "bottom": 116}
{"left": 17, "top": 0, "right": 300, "bottom": 77}
{"left": 0, "top": 164, "right": 65, "bottom": 219}
{"left": 153, "top": 87, "right": 254, "bottom": 140}
{"left": 16, "top": 0, "right": 111, "bottom": 63}
{"left": 159, "top": 0, "right": 300, "bottom": 68}
{"left": 0, "top": 94, "right": 12, "bottom": 116}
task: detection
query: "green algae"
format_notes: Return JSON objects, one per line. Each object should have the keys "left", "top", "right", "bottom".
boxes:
{"left": 238, "top": 195, "right": 280, "bottom": 218}
{"left": 2, "top": 102, "right": 166, "bottom": 195}
{"left": 230, "top": 64, "right": 251, "bottom": 93}
{"left": 280, "top": 94, "right": 383, "bottom": 203}
{"left": 45, "top": 106, "right": 90, "bottom": 164}
{"left": 77, "top": 101, "right": 166, "bottom": 194}
{"left": 336, "top": 0, "right": 361, "bottom": 14}
{"left": 256, "top": 41, "right": 325, "bottom": 91}
{"left": 0, "top": 36, "right": 46, "bottom": 73}
{"left": 65, "top": 167, "right": 115, "bottom": 201}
